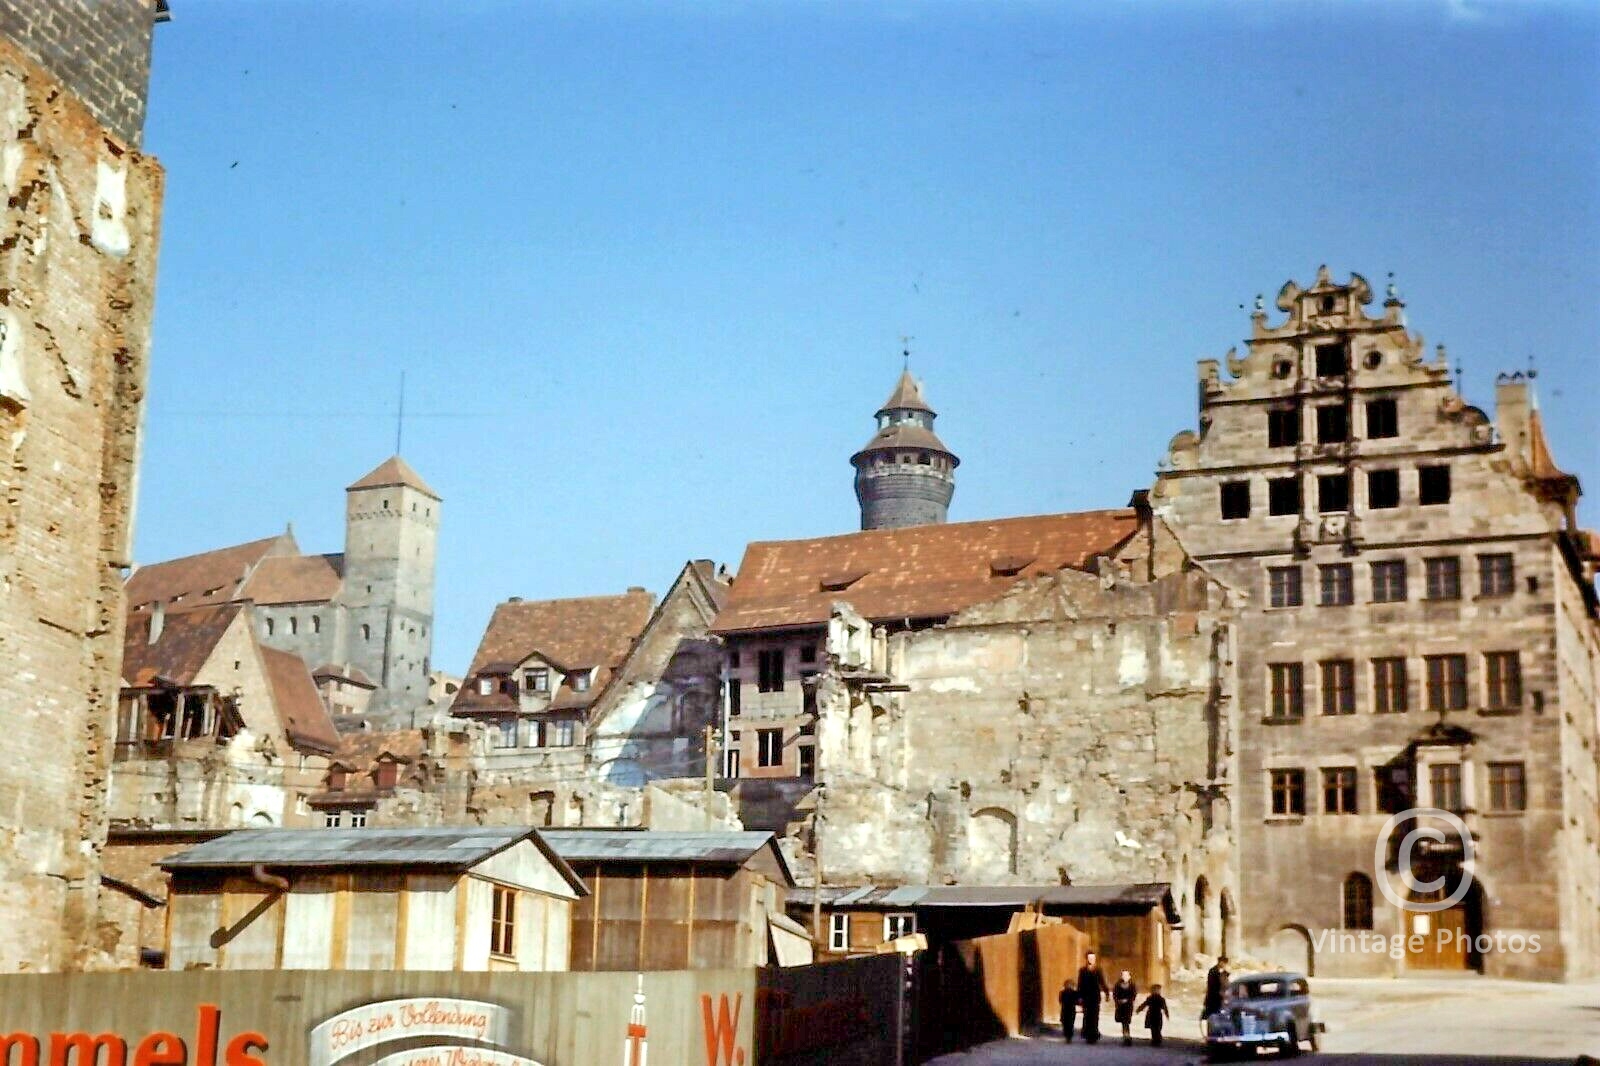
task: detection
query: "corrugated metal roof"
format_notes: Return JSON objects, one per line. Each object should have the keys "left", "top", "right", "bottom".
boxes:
{"left": 160, "top": 827, "right": 536, "bottom": 871}
{"left": 542, "top": 829, "right": 776, "bottom": 866}
{"left": 787, "top": 882, "right": 1177, "bottom": 921}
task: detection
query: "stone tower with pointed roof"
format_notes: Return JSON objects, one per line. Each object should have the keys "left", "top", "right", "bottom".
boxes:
{"left": 852, "top": 369, "right": 960, "bottom": 530}
{"left": 341, "top": 456, "right": 441, "bottom": 714}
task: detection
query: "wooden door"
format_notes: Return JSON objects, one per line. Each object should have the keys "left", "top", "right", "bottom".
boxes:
{"left": 1404, "top": 904, "right": 1468, "bottom": 970}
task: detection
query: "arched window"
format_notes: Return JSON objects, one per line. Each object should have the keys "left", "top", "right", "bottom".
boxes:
{"left": 289, "top": 616, "right": 298, "bottom": 635}
{"left": 1343, "top": 873, "right": 1373, "bottom": 930}
{"left": 311, "top": 615, "right": 321, "bottom": 634}
{"left": 362, "top": 624, "right": 372, "bottom": 641}
{"left": 265, "top": 617, "right": 275, "bottom": 636}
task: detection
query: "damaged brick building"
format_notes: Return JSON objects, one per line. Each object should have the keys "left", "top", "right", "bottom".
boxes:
{"left": 711, "top": 372, "right": 1241, "bottom": 962}
{"left": 1152, "top": 270, "right": 1600, "bottom": 980}
{"left": 0, "top": 0, "right": 165, "bottom": 971}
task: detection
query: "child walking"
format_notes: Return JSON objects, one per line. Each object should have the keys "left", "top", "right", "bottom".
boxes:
{"left": 1137, "top": 984, "right": 1171, "bottom": 1047}
{"left": 1058, "top": 981, "right": 1079, "bottom": 1043}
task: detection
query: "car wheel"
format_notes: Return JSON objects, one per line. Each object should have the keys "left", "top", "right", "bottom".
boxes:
{"left": 1281, "top": 1023, "right": 1301, "bottom": 1058}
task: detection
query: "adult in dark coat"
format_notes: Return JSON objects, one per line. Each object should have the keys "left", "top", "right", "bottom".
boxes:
{"left": 1076, "top": 951, "right": 1110, "bottom": 1044}
{"left": 1057, "top": 981, "right": 1078, "bottom": 1043}
{"left": 1112, "top": 969, "right": 1138, "bottom": 1046}
{"left": 1201, "top": 956, "right": 1230, "bottom": 1033}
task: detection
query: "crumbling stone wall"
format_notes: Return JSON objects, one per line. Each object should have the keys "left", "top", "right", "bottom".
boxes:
{"left": 806, "top": 566, "right": 1235, "bottom": 942}
{"left": 0, "top": 34, "right": 162, "bottom": 971}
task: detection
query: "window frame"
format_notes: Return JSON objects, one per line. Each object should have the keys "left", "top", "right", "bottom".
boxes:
{"left": 1424, "top": 557, "right": 1461, "bottom": 601}
{"left": 1343, "top": 873, "right": 1374, "bottom": 929}
{"left": 1372, "top": 657, "right": 1408, "bottom": 714}
{"left": 1269, "top": 663, "right": 1305, "bottom": 721}
{"left": 1418, "top": 464, "right": 1452, "bottom": 505}
{"left": 1484, "top": 651, "right": 1522, "bottom": 711}
{"left": 1269, "top": 768, "right": 1306, "bottom": 816}
{"left": 1315, "top": 404, "right": 1349, "bottom": 444}
{"left": 1319, "top": 659, "right": 1355, "bottom": 716}
{"left": 757, "top": 648, "right": 786, "bottom": 693}
{"left": 1370, "top": 560, "right": 1407, "bottom": 603}
{"left": 1367, "top": 468, "right": 1401, "bottom": 509}
{"left": 1478, "top": 553, "right": 1515, "bottom": 598}
{"left": 1430, "top": 763, "right": 1463, "bottom": 813}
{"left": 1267, "top": 565, "right": 1303, "bottom": 609}
{"left": 884, "top": 913, "right": 917, "bottom": 941}
{"left": 1487, "top": 762, "right": 1526, "bottom": 813}
{"left": 1267, "top": 477, "right": 1301, "bottom": 517}
{"left": 756, "top": 727, "right": 784, "bottom": 768}
{"left": 1317, "top": 473, "right": 1350, "bottom": 513}
{"left": 1319, "top": 563, "right": 1354, "bottom": 607}
{"left": 1424, "top": 654, "right": 1468, "bottom": 712}
{"left": 1267, "top": 407, "right": 1300, "bottom": 448}
{"left": 489, "top": 883, "right": 517, "bottom": 959}
{"left": 1219, "top": 480, "right": 1252, "bottom": 520}
{"left": 1365, "top": 398, "right": 1399, "bottom": 439}
{"left": 829, "top": 913, "right": 850, "bottom": 952}
{"left": 1322, "top": 766, "right": 1358, "bottom": 814}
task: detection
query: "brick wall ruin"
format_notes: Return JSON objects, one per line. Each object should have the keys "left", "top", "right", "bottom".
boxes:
{"left": 0, "top": 30, "right": 162, "bottom": 970}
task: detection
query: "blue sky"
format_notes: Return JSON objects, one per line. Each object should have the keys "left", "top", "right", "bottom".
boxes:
{"left": 139, "top": 1, "right": 1599, "bottom": 674}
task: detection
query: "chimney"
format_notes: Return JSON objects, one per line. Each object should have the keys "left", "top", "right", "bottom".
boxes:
{"left": 148, "top": 600, "right": 165, "bottom": 644}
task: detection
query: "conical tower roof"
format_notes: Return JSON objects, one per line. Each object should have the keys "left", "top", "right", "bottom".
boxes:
{"left": 346, "top": 455, "right": 440, "bottom": 500}
{"left": 877, "top": 368, "right": 935, "bottom": 416}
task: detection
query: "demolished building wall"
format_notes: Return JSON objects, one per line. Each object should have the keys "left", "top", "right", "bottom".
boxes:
{"left": 0, "top": 14, "right": 163, "bottom": 971}
{"left": 806, "top": 560, "right": 1237, "bottom": 956}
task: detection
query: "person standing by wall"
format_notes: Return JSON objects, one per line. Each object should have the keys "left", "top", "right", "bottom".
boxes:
{"left": 1076, "top": 951, "right": 1109, "bottom": 1044}
{"left": 1058, "top": 980, "right": 1078, "bottom": 1043}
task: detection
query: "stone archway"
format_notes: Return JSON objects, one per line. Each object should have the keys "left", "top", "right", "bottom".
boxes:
{"left": 1194, "top": 876, "right": 1212, "bottom": 957}
{"left": 1268, "top": 924, "right": 1314, "bottom": 975}
{"left": 969, "top": 808, "right": 1019, "bottom": 876}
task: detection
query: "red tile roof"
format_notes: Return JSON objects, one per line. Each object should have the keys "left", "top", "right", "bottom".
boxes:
{"left": 260, "top": 646, "right": 340, "bottom": 754}
{"left": 125, "top": 534, "right": 292, "bottom": 610}
{"left": 347, "top": 455, "right": 440, "bottom": 500}
{"left": 710, "top": 510, "right": 1140, "bottom": 634}
{"left": 241, "top": 553, "right": 344, "bottom": 605}
{"left": 121, "top": 602, "right": 246, "bottom": 687}
{"left": 454, "top": 591, "right": 655, "bottom": 713}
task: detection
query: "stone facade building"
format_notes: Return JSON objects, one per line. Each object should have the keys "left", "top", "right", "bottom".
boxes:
{"left": 124, "top": 455, "right": 441, "bottom": 720}
{"left": 0, "top": 2, "right": 164, "bottom": 972}
{"left": 1152, "top": 269, "right": 1600, "bottom": 980}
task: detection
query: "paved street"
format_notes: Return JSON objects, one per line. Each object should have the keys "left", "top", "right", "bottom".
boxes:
{"left": 926, "top": 979, "right": 1600, "bottom": 1064}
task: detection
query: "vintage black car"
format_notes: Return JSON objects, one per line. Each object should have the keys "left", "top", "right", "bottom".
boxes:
{"left": 1204, "top": 971, "right": 1324, "bottom": 1058}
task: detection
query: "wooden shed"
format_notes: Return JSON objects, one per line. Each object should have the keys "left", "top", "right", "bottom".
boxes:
{"left": 544, "top": 829, "right": 801, "bottom": 970}
{"left": 160, "top": 826, "right": 587, "bottom": 972}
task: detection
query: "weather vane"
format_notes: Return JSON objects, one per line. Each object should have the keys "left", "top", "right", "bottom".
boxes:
{"left": 899, "top": 335, "right": 914, "bottom": 369}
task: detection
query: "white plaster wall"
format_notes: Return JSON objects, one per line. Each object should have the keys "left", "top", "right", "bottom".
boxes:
{"left": 402, "top": 875, "right": 458, "bottom": 970}
{"left": 280, "top": 879, "right": 336, "bottom": 969}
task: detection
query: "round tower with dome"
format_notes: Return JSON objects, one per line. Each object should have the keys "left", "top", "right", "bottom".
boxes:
{"left": 851, "top": 367, "right": 959, "bottom": 530}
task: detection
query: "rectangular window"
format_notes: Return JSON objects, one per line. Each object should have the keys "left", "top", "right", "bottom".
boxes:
{"left": 1318, "top": 473, "right": 1350, "bottom": 513}
{"left": 1485, "top": 651, "right": 1522, "bottom": 711}
{"left": 1367, "top": 468, "right": 1400, "bottom": 509}
{"left": 798, "top": 743, "right": 815, "bottom": 779}
{"left": 348, "top": 809, "right": 368, "bottom": 829}
{"left": 1220, "top": 481, "right": 1251, "bottom": 520}
{"left": 757, "top": 649, "right": 785, "bottom": 693}
{"left": 1315, "top": 342, "right": 1348, "bottom": 378}
{"left": 1365, "top": 398, "right": 1399, "bottom": 439}
{"left": 1268, "top": 566, "right": 1303, "bottom": 608}
{"left": 524, "top": 668, "right": 549, "bottom": 694}
{"left": 1269, "top": 663, "right": 1305, "bottom": 720}
{"left": 1319, "top": 564, "right": 1353, "bottom": 606}
{"left": 799, "top": 643, "right": 817, "bottom": 664}
{"left": 552, "top": 720, "right": 576, "bottom": 747}
{"left": 323, "top": 810, "right": 342, "bottom": 828}
{"left": 1267, "top": 408, "right": 1300, "bottom": 448}
{"left": 1372, "top": 658, "right": 1408, "bottom": 713}
{"left": 1419, "top": 464, "right": 1451, "bottom": 505}
{"left": 1375, "top": 765, "right": 1413, "bottom": 814}
{"left": 1268, "top": 477, "right": 1301, "bottom": 516}
{"left": 1322, "top": 767, "right": 1358, "bottom": 814}
{"left": 1370, "top": 560, "right": 1407, "bottom": 602}
{"left": 1425, "top": 654, "right": 1468, "bottom": 711}
{"left": 725, "top": 747, "right": 741, "bottom": 778}
{"left": 1316, "top": 404, "right": 1349, "bottom": 444}
{"left": 1479, "top": 553, "right": 1515, "bottom": 597}
{"left": 494, "top": 719, "right": 518, "bottom": 748}
{"left": 1320, "top": 659, "right": 1355, "bottom": 716}
{"left": 1425, "top": 557, "right": 1461, "bottom": 600}
{"left": 490, "top": 885, "right": 517, "bottom": 958}
{"left": 1430, "top": 763, "right": 1463, "bottom": 813}
{"left": 829, "top": 913, "right": 849, "bottom": 952}
{"left": 1487, "top": 762, "right": 1526, "bottom": 812}
{"left": 884, "top": 913, "right": 917, "bottom": 941}
{"left": 757, "top": 728, "right": 783, "bottom": 768}
{"left": 726, "top": 678, "right": 741, "bottom": 716}
{"left": 1270, "top": 769, "right": 1306, "bottom": 816}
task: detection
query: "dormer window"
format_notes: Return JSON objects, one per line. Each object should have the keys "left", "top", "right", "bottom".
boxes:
{"left": 374, "top": 759, "right": 399, "bottom": 790}
{"left": 524, "top": 668, "right": 549, "bottom": 693}
{"left": 478, "top": 677, "right": 493, "bottom": 696}
{"left": 569, "top": 670, "right": 591, "bottom": 693}
{"left": 327, "top": 767, "right": 347, "bottom": 792}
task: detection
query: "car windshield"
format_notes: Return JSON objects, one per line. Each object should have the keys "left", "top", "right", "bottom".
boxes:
{"left": 1230, "top": 979, "right": 1288, "bottom": 1000}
